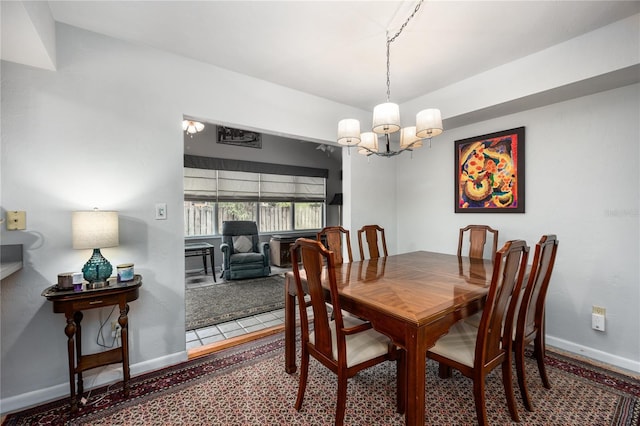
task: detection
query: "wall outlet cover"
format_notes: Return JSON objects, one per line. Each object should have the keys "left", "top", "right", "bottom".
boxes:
{"left": 155, "top": 203, "right": 167, "bottom": 220}
{"left": 6, "top": 211, "right": 26, "bottom": 230}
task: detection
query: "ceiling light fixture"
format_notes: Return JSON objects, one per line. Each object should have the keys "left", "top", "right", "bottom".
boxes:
{"left": 337, "top": 0, "right": 443, "bottom": 157}
{"left": 316, "top": 144, "right": 336, "bottom": 156}
{"left": 182, "top": 120, "right": 204, "bottom": 137}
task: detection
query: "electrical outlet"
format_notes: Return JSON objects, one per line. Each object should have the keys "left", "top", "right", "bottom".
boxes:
{"left": 111, "top": 321, "right": 122, "bottom": 339}
{"left": 591, "top": 306, "right": 606, "bottom": 331}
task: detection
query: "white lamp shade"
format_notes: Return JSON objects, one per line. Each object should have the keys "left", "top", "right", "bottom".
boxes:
{"left": 372, "top": 102, "right": 401, "bottom": 134}
{"left": 400, "top": 126, "right": 423, "bottom": 149}
{"left": 72, "top": 210, "right": 119, "bottom": 249}
{"left": 358, "top": 132, "right": 378, "bottom": 155}
{"left": 337, "top": 119, "right": 361, "bottom": 146}
{"left": 416, "top": 109, "right": 443, "bottom": 139}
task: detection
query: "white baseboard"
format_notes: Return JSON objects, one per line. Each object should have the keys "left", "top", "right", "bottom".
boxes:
{"left": 546, "top": 335, "right": 640, "bottom": 374}
{"left": 1, "top": 351, "right": 188, "bottom": 416}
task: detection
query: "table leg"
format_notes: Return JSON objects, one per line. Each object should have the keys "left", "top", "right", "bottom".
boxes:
{"left": 405, "top": 330, "right": 427, "bottom": 426}
{"left": 74, "top": 311, "right": 84, "bottom": 398}
{"left": 209, "top": 249, "right": 216, "bottom": 282}
{"left": 64, "top": 314, "right": 78, "bottom": 413}
{"left": 284, "top": 275, "right": 297, "bottom": 373}
{"left": 202, "top": 253, "right": 208, "bottom": 274}
{"left": 119, "top": 303, "right": 131, "bottom": 397}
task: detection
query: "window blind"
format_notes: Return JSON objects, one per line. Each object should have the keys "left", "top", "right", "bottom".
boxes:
{"left": 184, "top": 168, "right": 325, "bottom": 201}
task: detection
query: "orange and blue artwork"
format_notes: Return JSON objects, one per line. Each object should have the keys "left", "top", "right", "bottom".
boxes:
{"left": 455, "top": 127, "right": 525, "bottom": 213}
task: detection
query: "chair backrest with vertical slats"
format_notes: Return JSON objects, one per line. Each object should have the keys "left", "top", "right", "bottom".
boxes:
{"left": 317, "top": 226, "right": 353, "bottom": 264}
{"left": 458, "top": 224, "right": 499, "bottom": 261}
{"left": 290, "top": 238, "right": 342, "bottom": 362}
{"left": 357, "top": 224, "right": 388, "bottom": 260}
{"left": 517, "top": 235, "right": 559, "bottom": 340}
{"left": 476, "top": 239, "right": 529, "bottom": 366}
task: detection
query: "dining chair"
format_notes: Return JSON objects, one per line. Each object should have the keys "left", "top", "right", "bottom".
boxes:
{"left": 290, "top": 238, "right": 403, "bottom": 425}
{"left": 317, "top": 226, "right": 353, "bottom": 264}
{"left": 514, "top": 234, "right": 559, "bottom": 412}
{"left": 427, "top": 239, "right": 529, "bottom": 426}
{"left": 357, "top": 224, "right": 388, "bottom": 260}
{"left": 458, "top": 224, "right": 499, "bottom": 261}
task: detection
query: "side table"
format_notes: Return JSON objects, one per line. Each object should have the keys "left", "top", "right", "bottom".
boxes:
{"left": 42, "top": 275, "right": 142, "bottom": 413}
{"left": 185, "top": 242, "right": 216, "bottom": 281}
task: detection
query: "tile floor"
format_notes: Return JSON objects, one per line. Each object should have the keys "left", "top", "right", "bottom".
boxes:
{"left": 186, "top": 265, "right": 300, "bottom": 350}
{"left": 186, "top": 308, "right": 287, "bottom": 350}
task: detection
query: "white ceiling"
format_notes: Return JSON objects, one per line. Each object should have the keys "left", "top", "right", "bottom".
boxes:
{"left": 40, "top": 0, "right": 639, "bottom": 111}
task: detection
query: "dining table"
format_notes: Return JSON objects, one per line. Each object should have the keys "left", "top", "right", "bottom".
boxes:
{"left": 284, "top": 250, "right": 492, "bottom": 426}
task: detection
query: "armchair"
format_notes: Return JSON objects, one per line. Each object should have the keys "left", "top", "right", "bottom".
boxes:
{"left": 220, "top": 221, "right": 271, "bottom": 280}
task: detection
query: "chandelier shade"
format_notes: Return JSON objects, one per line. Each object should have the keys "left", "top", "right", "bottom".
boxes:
{"left": 336, "top": 0, "right": 443, "bottom": 158}
{"left": 400, "top": 126, "right": 423, "bottom": 149}
{"left": 358, "top": 132, "right": 379, "bottom": 155}
{"left": 415, "top": 108, "right": 443, "bottom": 139}
{"left": 337, "top": 118, "right": 361, "bottom": 146}
{"left": 372, "top": 102, "right": 401, "bottom": 134}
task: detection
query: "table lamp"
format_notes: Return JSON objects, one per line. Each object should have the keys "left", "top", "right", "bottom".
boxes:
{"left": 72, "top": 209, "right": 119, "bottom": 288}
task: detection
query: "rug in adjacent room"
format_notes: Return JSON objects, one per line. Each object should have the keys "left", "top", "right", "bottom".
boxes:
{"left": 185, "top": 274, "right": 285, "bottom": 330}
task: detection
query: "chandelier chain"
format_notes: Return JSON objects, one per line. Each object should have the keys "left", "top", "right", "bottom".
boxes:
{"left": 337, "top": 0, "right": 442, "bottom": 157}
{"left": 384, "top": 0, "right": 424, "bottom": 102}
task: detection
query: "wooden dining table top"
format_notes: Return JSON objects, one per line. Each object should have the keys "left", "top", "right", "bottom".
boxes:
{"left": 284, "top": 250, "right": 493, "bottom": 426}
{"left": 326, "top": 250, "right": 492, "bottom": 327}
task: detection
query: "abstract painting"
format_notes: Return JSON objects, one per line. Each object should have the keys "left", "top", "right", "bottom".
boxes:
{"left": 455, "top": 127, "right": 525, "bottom": 213}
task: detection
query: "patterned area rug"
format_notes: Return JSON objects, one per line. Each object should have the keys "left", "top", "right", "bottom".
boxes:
{"left": 185, "top": 274, "right": 285, "bottom": 330}
{"left": 3, "top": 333, "right": 639, "bottom": 425}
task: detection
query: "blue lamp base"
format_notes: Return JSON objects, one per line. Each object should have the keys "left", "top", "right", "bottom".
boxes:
{"left": 82, "top": 248, "right": 113, "bottom": 283}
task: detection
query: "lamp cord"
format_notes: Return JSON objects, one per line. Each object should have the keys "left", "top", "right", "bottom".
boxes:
{"left": 385, "top": 0, "right": 424, "bottom": 102}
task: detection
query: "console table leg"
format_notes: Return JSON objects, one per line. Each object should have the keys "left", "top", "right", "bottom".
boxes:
{"left": 119, "top": 303, "right": 131, "bottom": 397}
{"left": 64, "top": 315, "right": 78, "bottom": 413}
{"left": 74, "top": 311, "right": 84, "bottom": 397}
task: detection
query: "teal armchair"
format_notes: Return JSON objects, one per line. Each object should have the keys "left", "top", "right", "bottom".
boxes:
{"left": 220, "top": 221, "right": 271, "bottom": 280}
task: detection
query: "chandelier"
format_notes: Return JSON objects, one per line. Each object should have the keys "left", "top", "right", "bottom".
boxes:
{"left": 182, "top": 120, "right": 205, "bottom": 137}
{"left": 337, "top": 0, "right": 443, "bottom": 157}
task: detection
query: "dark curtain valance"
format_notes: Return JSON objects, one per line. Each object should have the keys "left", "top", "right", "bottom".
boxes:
{"left": 184, "top": 155, "right": 328, "bottom": 179}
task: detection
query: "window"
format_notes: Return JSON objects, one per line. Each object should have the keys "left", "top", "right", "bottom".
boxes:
{"left": 218, "top": 202, "right": 257, "bottom": 231}
{"left": 294, "top": 202, "right": 323, "bottom": 230}
{"left": 184, "top": 201, "right": 214, "bottom": 236}
{"left": 184, "top": 159, "right": 327, "bottom": 236}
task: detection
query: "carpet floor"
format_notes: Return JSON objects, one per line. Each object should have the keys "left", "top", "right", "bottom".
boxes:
{"left": 185, "top": 273, "right": 286, "bottom": 330}
{"left": 3, "top": 333, "right": 639, "bottom": 425}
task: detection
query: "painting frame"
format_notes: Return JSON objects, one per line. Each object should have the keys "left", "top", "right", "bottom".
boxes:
{"left": 217, "top": 126, "right": 262, "bottom": 149}
{"left": 454, "top": 127, "right": 525, "bottom": 213}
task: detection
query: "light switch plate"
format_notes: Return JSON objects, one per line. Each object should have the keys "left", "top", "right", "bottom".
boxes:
{"left": 6, "top": 211, "right": 26, "bottom": 230}
{"left": 155, "top": 203, "right": 167, "bottom": 220}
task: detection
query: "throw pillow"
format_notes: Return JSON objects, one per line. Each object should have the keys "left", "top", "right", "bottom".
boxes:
{"left": 233, "top": 235, "right": 253, "bottom": 253}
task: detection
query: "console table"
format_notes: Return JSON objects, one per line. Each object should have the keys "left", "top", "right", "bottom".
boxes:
{"left": 185, "top": 242, "right": 216, "bottom": 281}
{"left": 42, "top": 275, "right": 142, "bottom": 413}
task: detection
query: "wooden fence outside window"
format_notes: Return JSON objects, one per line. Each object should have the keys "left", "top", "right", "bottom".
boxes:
{"left": 184, "top": 202, "right": 322, "bottom": 236}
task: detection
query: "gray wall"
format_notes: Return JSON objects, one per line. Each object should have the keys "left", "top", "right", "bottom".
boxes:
{"left": 394, "top": 84, "right": 639, "bottom": 368}
{"left": 183, "top": 124, "right": 342, "bottom": 273}
{"left": 0, "top": 22, "right": 358, "bottom": 412}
